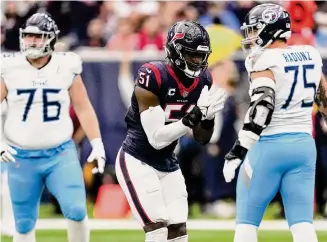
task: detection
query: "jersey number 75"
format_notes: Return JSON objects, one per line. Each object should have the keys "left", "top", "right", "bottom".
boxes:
{"left": 17, "top": 88, "right": 61, "bottom": 122}
{"left": 282, "top": 64, "right": 316, "bottom": 109}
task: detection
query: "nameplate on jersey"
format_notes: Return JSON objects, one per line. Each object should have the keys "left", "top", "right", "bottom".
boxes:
{"left": 32, "top": 78, "right": 48, "bottom": 87}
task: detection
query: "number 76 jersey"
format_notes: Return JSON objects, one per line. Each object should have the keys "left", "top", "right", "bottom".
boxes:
{"left": 1, "top": 52, "right": 82, "bottom": 149}
{"left": 245, "top": 45, "right": 323, "bottom": 136}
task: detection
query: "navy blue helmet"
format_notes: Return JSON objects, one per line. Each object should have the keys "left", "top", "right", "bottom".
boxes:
{"left": 165, "top": 21, "right": 212, "bottom": 78}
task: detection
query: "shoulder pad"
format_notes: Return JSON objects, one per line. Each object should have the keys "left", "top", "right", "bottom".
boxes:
{"left": 135, "top": 62, "right": 162, "bottom": 95}
{"left": 305, "top": 45, "right": 323, "bottom": 68}
{"left": 1, "top": 52, "right": 25, "bottom": 77}
{"left": 57, "top": 52, "right": 83, "bottom": 75}
{"left": 245, "top": 49, "right": 277, "bottom": 73}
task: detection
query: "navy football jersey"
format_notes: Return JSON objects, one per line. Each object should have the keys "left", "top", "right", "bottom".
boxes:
{"left": 122, "top": 61, "right": 212, "bottom": 172}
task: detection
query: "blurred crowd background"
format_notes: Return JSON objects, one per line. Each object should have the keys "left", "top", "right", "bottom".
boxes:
{"left": 1, "top": 0, "right": 327, "bottom": 219}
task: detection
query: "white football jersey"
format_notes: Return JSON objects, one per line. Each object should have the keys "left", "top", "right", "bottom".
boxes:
{"left": 1, "top": 52, "right": 82, "bottom": 149}
{"left": 245, "top": 45, "right": 323, "bottom": 136}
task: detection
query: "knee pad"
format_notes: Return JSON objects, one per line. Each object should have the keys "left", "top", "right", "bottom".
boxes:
{"left": 234, "top": 224, "right": 258, "bottom": 242}
{"left": 145, "top": 227, "right": 168, "bottom": 242}
{"left": 63, "top": 205, "right": 86, "bottom": 221}
{"left": 290, "top": 222, "right": 318, "bottom": 242}
{"left": 15, "top": 218, "right": 36, "bottom": 234}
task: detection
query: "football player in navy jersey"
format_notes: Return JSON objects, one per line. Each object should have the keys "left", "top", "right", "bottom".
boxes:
{"left": 115, "top": 21, "right": 227, "bottom": 242}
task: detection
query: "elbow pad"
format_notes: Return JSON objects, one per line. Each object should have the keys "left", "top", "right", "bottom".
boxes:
{"left": 238, "top": 77, "right": 275, "bottom": 151}
{"left": 140, "top": 106, "right": 190, "bottom": 150}
{"left": 243, "top": 77, "right": 276, "bottom": 136}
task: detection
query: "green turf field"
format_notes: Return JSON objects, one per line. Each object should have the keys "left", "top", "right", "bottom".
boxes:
{"left": 1, "top": 203, "right": 325, "bottom": 241}
{"left": 2, "top": 230, "right": 327, "bottom": 242}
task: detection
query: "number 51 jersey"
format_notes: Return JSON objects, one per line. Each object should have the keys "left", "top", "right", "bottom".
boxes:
{"left": 123, "top": 61, "right": 212, "bottom": 172}
{"left": 1, "top": 52, "right": 82, "bottom": 149}
{"left": 245, "top": 45, "right": 323, "bottom": 136}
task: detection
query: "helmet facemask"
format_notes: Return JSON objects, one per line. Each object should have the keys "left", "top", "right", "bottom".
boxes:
{"left": 19, "top": 26, "right": 58, "bottom": 59}
{"left": 166, "top": 42, "right": 211, "bottom": 78}
{"left": 240, "top": 22, "right": 267, "bottom": 54}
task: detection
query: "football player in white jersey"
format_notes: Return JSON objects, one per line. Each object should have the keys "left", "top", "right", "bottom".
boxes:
{"left": 222, "top": 3, "right": 326, "bottom": 242}
{"left": 0, "top": 13, "right": 106, "bottom": 242}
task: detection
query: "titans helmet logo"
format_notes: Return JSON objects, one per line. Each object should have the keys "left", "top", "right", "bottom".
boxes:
{"left": 262, "top": 8, "right": 279, "bottom": 24}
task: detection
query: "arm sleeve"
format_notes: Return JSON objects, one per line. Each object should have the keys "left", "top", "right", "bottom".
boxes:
{"left": 140, "top": 105, "right": 190, "bottom": 150}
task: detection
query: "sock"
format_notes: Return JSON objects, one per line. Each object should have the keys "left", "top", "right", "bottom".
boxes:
{"left": 234, "top": 224, "right": 258, "bottom": 242}
{"left": 145, "top": 227, "right": 168, "bottom": 242}
{"left": 290, "top": 222, "right": 318, "bottom": 242}
{"left": 13, "top": 229, "right": 36, "bottom": 242}
{"left": 167, "top": 235, "right": 188, "bottom": 241}
{"left": 67, "top": 216, "right": 90, "bottom": 242}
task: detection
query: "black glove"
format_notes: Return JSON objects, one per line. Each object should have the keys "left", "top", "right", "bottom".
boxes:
{"left": 182, "top": 106, "right": 202, "bottom": 128}
{"left": 225, "top": 140, "right": 248, "bottom": 162}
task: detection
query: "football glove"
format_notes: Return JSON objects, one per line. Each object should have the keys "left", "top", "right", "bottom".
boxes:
{"left": 0, "top": 142, "right": 17, "bottom": 162}
{"left": 87, "top": 138, "right": 106, "bottom": 174}
{"left": 197, "top": 85, "right": 227, "bottom": 120}
{"left": 223, "top": 140, "right": 248, "bottom": 183}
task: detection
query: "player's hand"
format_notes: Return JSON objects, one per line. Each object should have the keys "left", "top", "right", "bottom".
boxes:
{"left": 223, "top": 140, "right": 248, "bottom": 183}
{"left": 207, "top": 85, "right": 227, "bottom": 119}
{"left": 197, "top": 85, "right": 227, "bottom": 120}
{"left": 87, "top": 138, "right": 106, "bottom": 174}
{"left": 223, "top": 157, "right": 241, "bottom": 183}
{"left": 0, "top": 142, "right": 17, "bottom": 162}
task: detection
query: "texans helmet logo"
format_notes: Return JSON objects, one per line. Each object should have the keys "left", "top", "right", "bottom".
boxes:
{"left": 170, "top": 32, "right": 185, "bottom": 43}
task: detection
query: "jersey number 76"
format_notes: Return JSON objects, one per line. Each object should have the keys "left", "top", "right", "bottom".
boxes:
{"left": 282, "top": 64, "right": 316, "bottom": 109}
{"left": 17, "top": 88, "right": 61, "bottom": 122}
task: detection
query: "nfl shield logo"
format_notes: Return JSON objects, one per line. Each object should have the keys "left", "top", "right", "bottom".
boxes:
{"left": 182, "top": 91, "right": 189, "bottom": 97}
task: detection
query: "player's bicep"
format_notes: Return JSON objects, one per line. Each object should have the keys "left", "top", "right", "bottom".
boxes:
{"left": 69, "top": 74, "right": 91, "bottom": 110}
{"left": 1, "top": 77, "right": 7, "bottom": 102}
{"left": 250, "top": 69, "right": 275, "bottom": 82}
{"left": 135, "top": 86, "right": 160, "bottom": 113}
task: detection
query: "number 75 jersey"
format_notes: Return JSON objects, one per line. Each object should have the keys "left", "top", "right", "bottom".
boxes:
{"left": 1, "top": 52, "right": 82, "bottom": 149}
{"left": 245, "top": 45, "right": 323, "bottom": 136}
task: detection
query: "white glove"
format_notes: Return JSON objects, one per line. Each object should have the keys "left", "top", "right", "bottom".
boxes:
{"left": 197, "top": 85, "right": 227, "bottom": 120}
{"left": 223, "top": 158, "right": 241, "bottom": 183}
{"left": 1, "top": 142, "right": 17, "bottom": 162}
{"left": 87, "top": 138, "right": 106, "bottom": 174}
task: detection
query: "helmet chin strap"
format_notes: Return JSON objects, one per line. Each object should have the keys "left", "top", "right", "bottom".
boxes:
{"left": 184, "top": 67, "right": 201, "bottom": 78}
{"left": 183, "top": 61, "right": 201, "bottom": 78}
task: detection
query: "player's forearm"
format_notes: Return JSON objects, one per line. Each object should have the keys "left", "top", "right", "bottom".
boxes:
{"left": 192, "top": 119, "right": 214, "bottom": 146}
{"left": 141, "top": 106, "right": 190, "bottom": 150}
{"left": 73, "top": 127, "right": 86, "bottom": 145}
{"left": 319, "top": 107, "right": 327, "bottom": 124}
{"left": 316, "top": 74, "right": 327, "bottom": 124}
{"left": 74, "top": 103, "right": 101, "bottom": 142}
